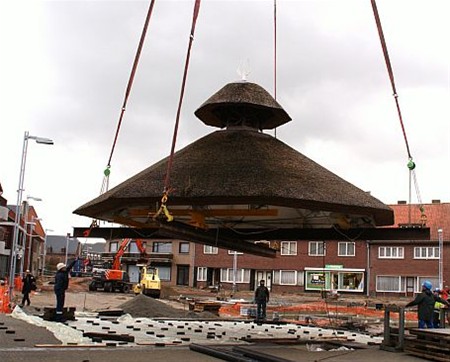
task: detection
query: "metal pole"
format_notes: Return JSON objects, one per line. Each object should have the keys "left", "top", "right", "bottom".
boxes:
{"left": 8, "top": 132, "right": 53, "bottom": 298}
{"left": 438, "top": 228, "right": 443, "bottom": 290}
{"left": 232, "top": 251, "right": 238, "bottom": 294}
{"left": 8, "top": 131, "right": 29, "bottom": 298}
{"left": 65, "top": 233, "right": 70, "bottom": 265}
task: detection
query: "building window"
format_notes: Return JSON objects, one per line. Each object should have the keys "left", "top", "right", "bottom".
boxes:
{"left": 157, "top": 266, "right": 171, "bottom": 281}
{"left": 197, "top": 267, "right": 207, "bottom": 281}
{"left": 338, "top": 242, "right": 355, "bottom": 256}
{"left": 376, "top": 276, "right": 404, "bottom": 292}
{"left": 109, "top": 242, "right": 118, "bottom": 252}
{"left": 227, "top": 250, "right": 243, "bottom": 255}
{"left": 220, "top": 268, "right": 250, "bottom": 283}
{"left": 280, "top": 241, "right": 297, "bottom": 256}
{"left": 204, "top": 245, "right": 218, "bottom": 254}
{"left": 179, "top": 242, "right": 190, "bottom": 254}
{"left": 417, "top": 277, "right": 439, "bottom": 292}
{"left": 273, "top": 271, "right": 304, "bottom": 286}
{"left": 129, "top": 241, "right": 145, "bottom": 253}
{"left": 279, "top": 270, "right": 297, "bottom": 285}
{"left": 152, "top": 242, "right": 172, "bottom": 253}
{"left": 378, "top": 246, "right": 404, "bottom": 259}
{"left": 308, "top": 241, "right": 325, "bottom": 256}
{"left": 414, "top": 247, "right": 440, "bottom": 259}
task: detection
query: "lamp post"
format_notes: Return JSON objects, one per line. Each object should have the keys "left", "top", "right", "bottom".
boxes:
{"left": 42, "top": 228, "right": 54, "bottom": 276}
{"left": 8, "top": 131, "right": 53, "bottom": 299}
{"left": 65, "top": 233, "right": 70, "bottom": 265}
{"left": 438, "top": 228, "right": 443, "bottom": 290}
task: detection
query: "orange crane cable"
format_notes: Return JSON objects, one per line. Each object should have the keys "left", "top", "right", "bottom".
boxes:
{"left": 106, "top": 0, "right": 157, "bottom": 169}
{"left": 370, "top": 0, "right": 412, "bottom": 160}
{"left": 163, "top": 0, "right": 201, "bottom": 192}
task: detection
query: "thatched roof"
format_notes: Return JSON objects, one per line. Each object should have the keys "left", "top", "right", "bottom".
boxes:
{"left": 194, "top": 81, "right": 291, "bottom": 130}
{"left": 74, "top": 127, "right": 393, "bottom": 226}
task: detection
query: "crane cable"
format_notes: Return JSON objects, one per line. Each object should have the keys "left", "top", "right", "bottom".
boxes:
{"left": 154, "top": 0, "right": 202, "bottom": 222}
{"left": 103, "top": 0, "right": 156, "bottom": 186}
{"left": 83, "top": 0, "right": 156, "bottom": 237}
{"left": 273, "top": 0, "right": 278, "bottom": 139}
{"left": 370, "top": 0, "right": 425, "bottom": 225}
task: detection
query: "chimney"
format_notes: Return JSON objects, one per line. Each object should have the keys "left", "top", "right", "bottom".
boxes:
{"left": 432, "top": 199, "right": 441, "bottom": 204}
{"left": 397, "top": 200, "right": 407, "bottom": 205}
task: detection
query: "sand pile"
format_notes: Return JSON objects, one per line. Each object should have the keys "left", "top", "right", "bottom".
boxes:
{"left": 119, "top": 294, "right": 219, "bottom": 319}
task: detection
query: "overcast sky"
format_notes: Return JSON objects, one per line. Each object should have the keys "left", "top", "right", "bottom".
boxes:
{"left": 0, "top": 0, "right": 449, "bottom": 238}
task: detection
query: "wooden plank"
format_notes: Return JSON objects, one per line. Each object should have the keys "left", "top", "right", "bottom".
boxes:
{"left": 35, "top": 344, "right": 107, "bottom": 348}
{"left": 409, "top": 328, "right": 450, "bottom": 339}
{"left": 82, "top": 332, "right": 135, "bottom": 342}
{"left": 404, "top": 346, "right": 450, "bottom": 362}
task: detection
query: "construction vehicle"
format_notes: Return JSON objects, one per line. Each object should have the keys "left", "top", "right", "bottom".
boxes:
{"left": 133, "top": 265, "right": 161, "bottom": 298}
{"left": 88, "top": 238, "right": 147, "bottom": 293}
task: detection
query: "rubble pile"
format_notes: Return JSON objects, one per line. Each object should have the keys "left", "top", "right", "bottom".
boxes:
{"left": 119, "top": 295, "right": 219, "bottom": 319}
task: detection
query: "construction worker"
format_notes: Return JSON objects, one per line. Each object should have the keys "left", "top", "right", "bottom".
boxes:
{"left": 405, "top": 280, "right": 449, "bottom": 329}
{"left": 20, "top": 270, "right": 36, "bottom": 307}
{"left": 54, "top": 258, "right": 78, "bottom": 322}
{"left": 254, "top": 279, "right": 270, "bottom": 320}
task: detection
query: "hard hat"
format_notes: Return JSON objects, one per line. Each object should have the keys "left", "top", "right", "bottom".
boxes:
{"left": 422, "top": 280, "right": 432, "bottom": 290}
{"left": 56, "top": 263, "right": 66, "bottom": 271}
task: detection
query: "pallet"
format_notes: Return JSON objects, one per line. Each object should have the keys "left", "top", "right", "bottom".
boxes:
{"left": 404, "top": 328, "right": 450, "bottom": 361}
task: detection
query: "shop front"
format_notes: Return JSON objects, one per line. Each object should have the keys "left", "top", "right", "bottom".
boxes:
{"left": 304, "top": 266, "right": 365, "bottom": 293}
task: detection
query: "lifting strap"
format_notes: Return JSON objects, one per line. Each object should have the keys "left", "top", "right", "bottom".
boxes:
{"left": 155, "top": 0, "right": 201, "bottom": 222}
{"left": 106, "top": 0, "right": 156, "bottom": 172}
{"left": 370, "top": 0, "right": 425, "bottom": 224}
{"left": 85, "top": 1, "right": 156, "bottom": 235}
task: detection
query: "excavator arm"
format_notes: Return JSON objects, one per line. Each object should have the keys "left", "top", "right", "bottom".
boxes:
{"left": 111, "top": 238, "right": 147, "bottom": 270}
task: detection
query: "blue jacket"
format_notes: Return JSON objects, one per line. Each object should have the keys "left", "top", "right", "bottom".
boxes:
{"left": 54, "top": 259, "right": 77, "bottom": 294}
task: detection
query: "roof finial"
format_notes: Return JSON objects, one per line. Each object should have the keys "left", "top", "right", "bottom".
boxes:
{"left": 237, "top": 58, "right": 251, "bottom": 81}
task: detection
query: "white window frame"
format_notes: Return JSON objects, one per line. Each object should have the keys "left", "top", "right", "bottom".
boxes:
{"left": 109, "top": 242, "right": 118, "bottom": 252}
{"left": 376, "top": 276, "right": 404, "bottom": 292}
{"left": 279, "top": 270, "right": 297, "bottom": 285}
{"left": 204, "top": 245, "right": 218, "bottom": 254}
{"left": 378, "top": 246, "right": 404, "bottom": 259}
{"left": 220, "top": 268, "right": 250, "bottom": 283}
{"left": 280, "top": 241, "right": 297, "bottom": 256}
{"left": 338, "top": 242, "right": 355, "bottom": 257}
{"left": 414, "top": 247, "right": 440, "bottom": 259}
{"left": 308, "top": 241, "right": 325, "bottom": 256}
{"left": 197, "top": 267, "right": 207, "bottom": 281}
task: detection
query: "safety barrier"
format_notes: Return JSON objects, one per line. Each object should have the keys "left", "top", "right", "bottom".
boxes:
{"left": 0, "top": 281, "right": 11, "bottom": 313}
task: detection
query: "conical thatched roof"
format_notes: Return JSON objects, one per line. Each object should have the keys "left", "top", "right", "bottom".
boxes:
{"left": 194, "top": 81, "right": 291, "bottom": 130}
{"left": 74, "top": 127, "right": 393, "bottom": 226}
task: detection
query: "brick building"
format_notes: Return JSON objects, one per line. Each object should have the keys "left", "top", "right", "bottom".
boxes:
{"left": 193, "top": 201, "right": 449, "bottom": 297}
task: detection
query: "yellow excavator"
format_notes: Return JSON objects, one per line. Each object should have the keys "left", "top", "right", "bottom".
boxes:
{"left": 133, "top": 265, "right": 161, "bottom": 298}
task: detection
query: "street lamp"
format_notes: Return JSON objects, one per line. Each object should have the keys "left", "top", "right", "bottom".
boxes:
{"left": 42, "top": 228, "right": 54, "bottom": 276}
{"left": 8, "top": 131, "right": 53, "bottom": 299}
{"left": 65, "top": 233, "right": 71, "bottom": 265}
